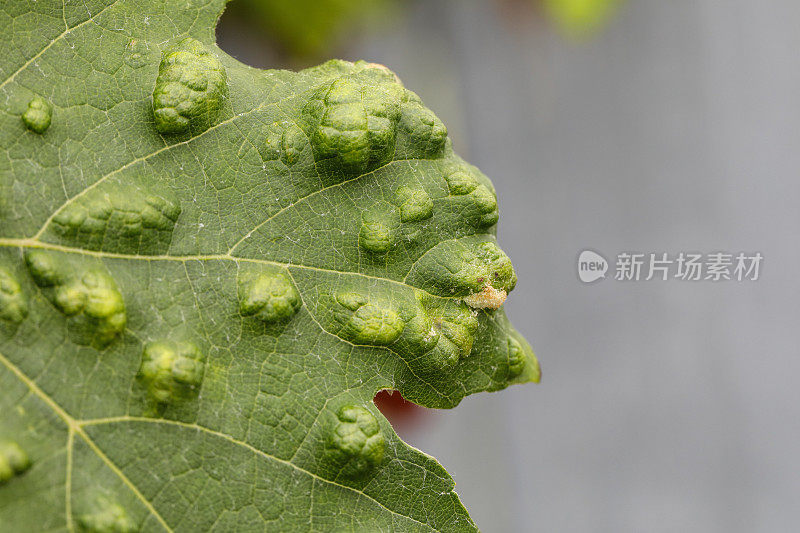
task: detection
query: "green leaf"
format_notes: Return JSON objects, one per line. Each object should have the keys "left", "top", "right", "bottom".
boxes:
{"left": 0, "top": 1, "right": 539, "bottom": 531}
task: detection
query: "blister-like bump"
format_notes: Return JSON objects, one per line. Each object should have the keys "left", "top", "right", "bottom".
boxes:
{"left": 238, "top": 271, "right": 301, "bottom": 323}
{"left": 0, "top": 441, "right": 31, "bottom": 483}
{"left": 139, "top": 339, "right": 206, "bottom": 403}
{"left": 470, "top": 185, "right": 499, "bottom": 227}
{"left": 55, "top": 270, "right": 127, "bottom": 345}
{"left": 327, "top": 405, "right": 385, "bottom": 478}
{"left": 391, "top": 294, "right": 440, "bottom": 357}
{"left": 262, "top": 122, "right": 308, "bottom": 166}
{"left": 25, "top": 250, "right": 64, "bottom": 287}
{"left": 405, "top": 238, "right": 517, "bottom": 301}
{"left": 421, "top": 298, "right": 479, "bottom": 367}
{"left": 398, "top": 90, "right": 447, "bottom": 157}
{"left": 152, "top": 37, "right": 227, "bottom": 134}
{"left": 0, "top": 268, "right": 28, "bottom": 324}
{"left": 359, "top": 207, "right": 400, "bottom": 254}
{"left": 25, "top": 251, "right": 127, "bottom": 348}
{"left": 77, "top": 495, "right": 135, "bottom": 533}
{"left": 444, "top": 167, "right": 500, "bottom": 227}
{"left": 262, "top": 123, "right": 283, "bottom": 161}
{"left": 124, "top": 39, "right": 148, "bottom": 69}
{"left": 507, "top": 337, "right": 526, "bottom": 378}
{"left": 302, "top": 70, "right": 403, "bottom": 177}
{"left": 50, "top": 186, "right": 181, "bottom": 254}
{"left": 334, "top": 292, "right": 405, "bottom": 346}
{"left": 394, "top": 186, "right": 433, "bottom": 223}
{"left": 22, "top": 96, "right": 52, "bottom": 134}
{"left": 445, "top": 171, "right": 478, "bottom": 196}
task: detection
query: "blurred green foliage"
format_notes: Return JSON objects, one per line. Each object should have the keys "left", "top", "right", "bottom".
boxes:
{"left": 543, "top": 0, "right": 624, "bottom": 38}
{"left": 224, "top": 0, "right": 623, "bottom": 63}
{"left": 226, "top": 0, "right": 396, "bottom": 61}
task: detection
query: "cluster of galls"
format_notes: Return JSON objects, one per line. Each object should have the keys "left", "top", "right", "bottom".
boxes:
{"left": 1, "top": 38, "right": 538, "bottom": 492}
{"left": 299, "top": 65, "right": 446, "bottom": 178}
{"left": 6, "top": 251, "right": 208, "bottom": 410}
{"left": 323, "top": 289, "right": 478, "bottom": 372}
{"left": 259, "top": 59, "right": 449, "bottom": 196}
{"left": 25, "top": 251, "right": 127, "bottom": 349}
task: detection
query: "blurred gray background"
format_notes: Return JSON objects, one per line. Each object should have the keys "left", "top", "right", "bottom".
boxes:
{"left": 219, "top": 1, "right": 800, "bottom": 531}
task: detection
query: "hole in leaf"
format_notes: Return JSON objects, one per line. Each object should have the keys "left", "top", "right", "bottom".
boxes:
{"left": 373, "top": 390, "right": 427, "bottom": 436}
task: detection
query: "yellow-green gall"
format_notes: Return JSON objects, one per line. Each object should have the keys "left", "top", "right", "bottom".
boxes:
{"left": 77, "top": 496, "right": 135, "bottom": 533}
{"left": 475, "top": 241, "right": 517, "bottom": 290}
{"left": 329, "top": 405, "right": 385, "bottom": 477}
{"left": 238, "top": 272, "right": 301, "bottom": 323}
{"left": 386, "top": 295, "right": 479, "bottom": 372}
{"left": 0, "top": 268, "right": 28, "bottom": 324}
{"left": 405, "top": 238, "right": 517, "bottom": 299}
{"left": 302, "top": 69, "right": 403, "bottom": 176}
{"left": 22, "top": 96, "right": 52, "bottom": 134}
{"left": 263, "top": 123, "right": 283, "bottom": 161}
{"left": 282, "top": 125, "right": 307, "bottom": 166}
{"left": 25, "top": 252, "right": 127, "bottom": 348}
{"left": 25, "top": 250, "right": 64, "bottom": 287}
{"left": 152, "top": 38, "right": 227, "bottom": 134}
{"left": 359, "top": 204, "right": 400, "bottom": 254}
{"left": 470, "top": 185, "right": 499, "bottom": 227}
{"left": 395, "top": 186, "right": 433, "bottom": 223}
{"left": 426, "top": 299, "right": 479, "bottom": 366}
{"left": 445, "top": 171, "right": 478, "bottom": 196}
{"left": 139, "top": 340, "right": 205, "bottom": 403}
{"left": 393, "top": 295, "right": 440, "bottom": 357}
{"left": 359, "top": 216, "right": 395, "bottom": 254}
{"left": 0, "top": 441, "right": 31, "bottom": 483}
{"left": 398, "top": 90, "right": 447, "bottom": 157}
{"left": 505, "top": 334, "right": 540, "bottom": 384}
{"left": 445, "top": 167, "right": 499, "bottom": 226}
{"left": 336, "top": 292, "right": 405, "bottom": 346}
{"left": 507, "top": 337, "right": 526, "bottom": 378}
{"left": 55, "top": 270, "right": 127, "bottom": 346}
{"left": 261, "top": 122, "right": 308, "bottom": 166}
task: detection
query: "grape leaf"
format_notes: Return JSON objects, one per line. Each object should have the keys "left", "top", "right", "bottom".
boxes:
{"left": 0, "top": 1, "right": 539, "bottom": 531}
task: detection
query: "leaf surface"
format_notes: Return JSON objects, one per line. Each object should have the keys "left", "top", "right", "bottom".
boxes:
{"left": 0, "top": 1, "right": 539, "bottom": 531}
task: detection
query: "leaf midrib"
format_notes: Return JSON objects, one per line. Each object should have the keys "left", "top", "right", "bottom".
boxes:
{"left": 0, "top": 238, "right": 490, "bottom": 304}
{"left": 0, "top": 237, "right": 467, "bottom": 404}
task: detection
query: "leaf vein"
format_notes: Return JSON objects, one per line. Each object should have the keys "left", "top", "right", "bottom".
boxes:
{"left": 80, "top": 416, "right": 440, "bottom": 532}
{"left": 0, "top": 0, "right": 123, "bottom": 92}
